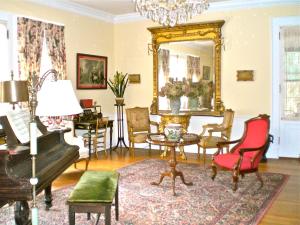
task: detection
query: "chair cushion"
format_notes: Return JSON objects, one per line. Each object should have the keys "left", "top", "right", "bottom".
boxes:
{"left": 214, "top": 154, "right": 253, "bottom": 171}
{"left": 199, "top": 136, "right": 226, "bottom": 148}
{"left": 131, "top": 133, "right": 148, "bottom": 143}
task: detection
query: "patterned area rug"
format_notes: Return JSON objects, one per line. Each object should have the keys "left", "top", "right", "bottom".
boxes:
{"left": 0, "top": 159, "right": 288, "bottom": 225}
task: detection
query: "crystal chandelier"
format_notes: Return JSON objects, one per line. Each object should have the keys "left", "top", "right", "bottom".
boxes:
{"left": 133, "top": 0, "right": 209, "bottom": 27}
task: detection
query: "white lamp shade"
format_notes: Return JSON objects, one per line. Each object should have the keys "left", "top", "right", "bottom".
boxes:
{"left": 36, "top": 80, "right": 83, "bottom": 116}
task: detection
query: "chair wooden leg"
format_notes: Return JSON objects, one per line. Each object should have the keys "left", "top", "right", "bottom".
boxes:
{"left": 85, "top": 159, "right": 89, "bottom": 171}
{"left": 255, "top": 171, "right": 264, "bottom": 188}
{"left": 211, "top": 161, "right": 217, "bottom": 180}
{"left": 203, "top": 148, "right": 206, "bottom": 167}
{"left": 232, "top": 169, "right": 239, "bottom": 191}
{"left": 74, "top": 163, "right": 77, "bottom": 169}
{"left": 197, "top": 145, "right": 201, "bottom": 159}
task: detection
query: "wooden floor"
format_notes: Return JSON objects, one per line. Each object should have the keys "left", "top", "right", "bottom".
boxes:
{"left": 53, "top": 148, "right": 300, "bottom": 225}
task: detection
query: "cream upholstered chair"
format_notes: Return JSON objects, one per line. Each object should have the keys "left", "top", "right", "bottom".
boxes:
{"left": 126, "top": 107, "right": 159, "bottom": 156}
{"left": 198, "top": 109, "right": 235, "bottom": 166}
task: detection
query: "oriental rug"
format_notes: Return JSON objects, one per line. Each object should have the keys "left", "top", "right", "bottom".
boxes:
{"left": 0, "top": 159, "right": 288, "bottom": 225}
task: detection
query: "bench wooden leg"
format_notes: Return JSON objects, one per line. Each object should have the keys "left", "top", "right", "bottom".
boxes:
{"left": 105, "top": 205, "right": 111, "bottom": 225}
{"left": 115, "top": 185, "right": 119, "bottom": 221}
{"left": 68, "top": 207, "right": 75, "bottom": 225}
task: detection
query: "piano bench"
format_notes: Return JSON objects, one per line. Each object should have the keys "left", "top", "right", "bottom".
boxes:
{"left": 67, "top": 171, "right": 119, "bottom": 225}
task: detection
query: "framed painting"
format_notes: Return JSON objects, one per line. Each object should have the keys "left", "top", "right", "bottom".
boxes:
{"left": 76, "top": 53, "right": 107, "bottom": 89}
{"left": 203, "top": 66, "right": 211, "bottom": 80}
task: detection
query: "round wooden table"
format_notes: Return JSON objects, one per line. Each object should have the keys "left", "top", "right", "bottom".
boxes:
{"left": 147, "top": 133, "right": 200, "bottom": 196}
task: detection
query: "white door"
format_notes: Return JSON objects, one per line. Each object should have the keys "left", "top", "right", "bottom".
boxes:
{"left": 272, "top": 17, "right": 300, "bottom": 158}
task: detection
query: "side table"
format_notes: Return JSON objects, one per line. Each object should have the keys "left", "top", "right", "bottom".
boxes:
{"left": 159, "top": 113, "right": 191, "bottom": 159}
{"left": 147, "top": 133, "right": 200, "bottom": 196}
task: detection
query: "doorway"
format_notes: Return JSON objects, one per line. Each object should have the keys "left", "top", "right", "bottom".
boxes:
{"left": 272, "top": 17, "right": 300, "bottom": 158}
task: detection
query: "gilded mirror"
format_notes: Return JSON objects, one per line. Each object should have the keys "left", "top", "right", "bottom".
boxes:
{"left": 148, "top": 20, "right": 225, "bottom": 116}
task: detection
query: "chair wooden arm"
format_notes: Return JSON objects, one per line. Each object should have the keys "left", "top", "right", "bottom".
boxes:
{"left": 216, "top": 138, "right": 241, "bottom": 148}
{"left": 208, "top": 126, "right": 227, "bottom": 135}
{"left": 239, "top": 145, "right": 266, "bottom": 155}
{"left": 200, "top": 123, "right": 221, "bottom": 136}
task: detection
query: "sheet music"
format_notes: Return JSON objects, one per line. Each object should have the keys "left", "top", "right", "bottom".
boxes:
{"left": 6, "top": 108, "right": 42, "bottom": 144}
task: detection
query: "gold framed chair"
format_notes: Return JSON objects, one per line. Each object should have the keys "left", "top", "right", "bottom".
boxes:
{"left": 126, "top": 107, "right": 159, "bottom": 156}
{"left": 198, "top": 109, "right": 235, "bottom": 166}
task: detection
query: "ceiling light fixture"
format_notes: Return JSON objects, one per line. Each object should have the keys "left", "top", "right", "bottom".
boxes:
{"left": 133, "top": 0, "right": 209, "bottom": 27}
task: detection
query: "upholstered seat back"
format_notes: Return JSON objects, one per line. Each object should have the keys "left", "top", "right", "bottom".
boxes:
{"left": 126, "top": 107, "right": 150, "bottom": 132}
{"left": 232, "top": 115, "right": 270, "bottom": 168}
{"left": 220, "top": 109, "right": 235, "bottom": 139}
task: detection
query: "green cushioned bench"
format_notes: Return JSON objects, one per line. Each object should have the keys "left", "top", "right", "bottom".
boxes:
{"left": 67, "top": 171, "right": 119, "bottom": 225}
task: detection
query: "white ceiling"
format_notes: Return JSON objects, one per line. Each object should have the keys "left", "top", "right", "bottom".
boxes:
{"left": 29, "top": 0, "right": 299, "bottom": 23}
{"left": 67, "top": 0, "right": 229, "bottom": 16}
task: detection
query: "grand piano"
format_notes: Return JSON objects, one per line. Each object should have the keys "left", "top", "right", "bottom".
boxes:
{"left": 0, "top": 116, "right": 79, "bottom": 224}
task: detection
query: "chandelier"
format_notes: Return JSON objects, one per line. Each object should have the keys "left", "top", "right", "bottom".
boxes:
{"left": 133, "top": 0, "right": 209, "bottom": 27}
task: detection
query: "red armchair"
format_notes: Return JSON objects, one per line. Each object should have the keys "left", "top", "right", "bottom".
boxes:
{"left": 211, "top": 114, "right": 270, "bottom": 191}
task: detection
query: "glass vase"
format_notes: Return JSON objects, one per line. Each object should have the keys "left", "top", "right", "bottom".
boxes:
{"left": 169, "top": 98, "right": 181, "bottom": 114}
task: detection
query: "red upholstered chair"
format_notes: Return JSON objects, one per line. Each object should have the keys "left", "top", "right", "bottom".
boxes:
{"left": 211, "top": 114, "right": 270, "bottom": 191}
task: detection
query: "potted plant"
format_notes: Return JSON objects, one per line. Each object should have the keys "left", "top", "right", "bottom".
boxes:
{"left": 107, "top": 71, "right": 128, "bottom": 105}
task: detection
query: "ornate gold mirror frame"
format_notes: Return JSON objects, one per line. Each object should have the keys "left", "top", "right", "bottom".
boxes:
{"left": 148, "top": 20, "right": 225, "bottom": 116}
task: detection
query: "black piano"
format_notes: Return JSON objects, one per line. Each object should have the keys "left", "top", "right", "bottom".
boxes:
{"left": 0, "top": 116, "right": 79, "bottom": 225}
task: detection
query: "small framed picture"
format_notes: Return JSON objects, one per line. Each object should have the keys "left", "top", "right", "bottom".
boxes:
{"left": 203, "top": 66, "right": 211, "bottom": 80}
{"left": 76, "top": 53, "right": 107, "bottom": 89}
{"left": 237, "top": 70, "right": 254, "bottom": 81}
{"left": 128, "top": 74, "right": 141, "bottom": 84}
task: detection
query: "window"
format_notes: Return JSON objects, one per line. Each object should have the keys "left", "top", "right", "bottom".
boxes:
{"left": 282, "top": 51, "right": 300, "bottom": 119}
{"left": 0, "top": 20, "right": 9, "bottom": 81}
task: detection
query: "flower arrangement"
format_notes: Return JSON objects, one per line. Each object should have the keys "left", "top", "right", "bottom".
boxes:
{"left": 107, "top": 71, "right": 128, "bottom": 97}
{"left": 159, "top": 78, "right": 185, "bottom": 99}
{"left": 184, "top": 80, "right": 204, "bottom": 98}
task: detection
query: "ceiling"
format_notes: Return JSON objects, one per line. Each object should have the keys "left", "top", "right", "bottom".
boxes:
{"left": 29, "top": 0, "right": 297, "bottom": 23}
{"left": 66, "top": 0, "right": 231, "bottom": 16}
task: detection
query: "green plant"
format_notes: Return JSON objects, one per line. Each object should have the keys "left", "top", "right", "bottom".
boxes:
{"left": 107, "top": 71, "right": 128, "bottom": 97}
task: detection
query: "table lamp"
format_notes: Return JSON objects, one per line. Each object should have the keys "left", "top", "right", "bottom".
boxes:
{"left": 36, "top": 80, "right": 83, "bottom": 129}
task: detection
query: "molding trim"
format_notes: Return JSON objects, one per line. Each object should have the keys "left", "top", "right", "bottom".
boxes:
{"left": 28, "top": 0, "right": 300, "bottom": 24}
{"left": 27, "top": 0, "right": 114, "bottom": 23}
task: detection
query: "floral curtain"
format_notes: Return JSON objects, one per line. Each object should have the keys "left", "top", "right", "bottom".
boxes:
{"left": 17, "top": 17, "right": 44, "bottom": 80}
{"left": 159, "top": 49, "right": 170, "bottom": 83}
{"left": 187, "top": 56, "right": 201, "bottom": 81}
{"left": 45, "top": 23, "right": 67, "bottom": 79}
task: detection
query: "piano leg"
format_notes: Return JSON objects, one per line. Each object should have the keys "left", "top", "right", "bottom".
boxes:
{"left": 14, "top": 200, "right": 30, "bottom": 225}
{"left": 44, "top": 185, "right": 53, "bottom": 210}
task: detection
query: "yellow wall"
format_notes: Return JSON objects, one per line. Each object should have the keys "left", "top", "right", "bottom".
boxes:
{"left": 114, "top": 5, "right": 300, "bottom": 116}
{"left": 0, "top": 1, "right": 115, "bottom": 116}
{"left": 0, "top": 1, "right": 299, "bottom": 117}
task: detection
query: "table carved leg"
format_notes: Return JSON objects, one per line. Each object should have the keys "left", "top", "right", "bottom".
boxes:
{"left": 151, "top": 146, "right": 192, "bottom": 195}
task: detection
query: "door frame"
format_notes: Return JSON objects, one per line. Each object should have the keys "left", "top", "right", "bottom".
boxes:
{"left": 271, "top": 16, "right": 300, "bottom": 158}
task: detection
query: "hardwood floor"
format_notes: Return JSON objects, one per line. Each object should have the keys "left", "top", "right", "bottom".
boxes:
{"left": 53, "top": 148, "right": 300, "bottom": 225}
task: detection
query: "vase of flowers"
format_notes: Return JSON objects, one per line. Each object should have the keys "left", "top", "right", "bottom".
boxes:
{"left": 107, "top": 71, "right": 128, "bottom": 105}
{"left": 185, "top": 80, "right": 204, "bottom": 110}
{"left": 159, "top": 78, "right": 185, "bottom": 114}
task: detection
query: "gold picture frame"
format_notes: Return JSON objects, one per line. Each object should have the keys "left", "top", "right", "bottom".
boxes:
{"left": 237, "top": 70, "right": 254, "bottom": 81}
{"left": 148, "top": 20, "right": 225, "bottom": 116}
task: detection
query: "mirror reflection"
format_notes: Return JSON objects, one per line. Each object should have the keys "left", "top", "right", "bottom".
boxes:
{"left": 158, "top": 40, "right": 215, "bottom": 113}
